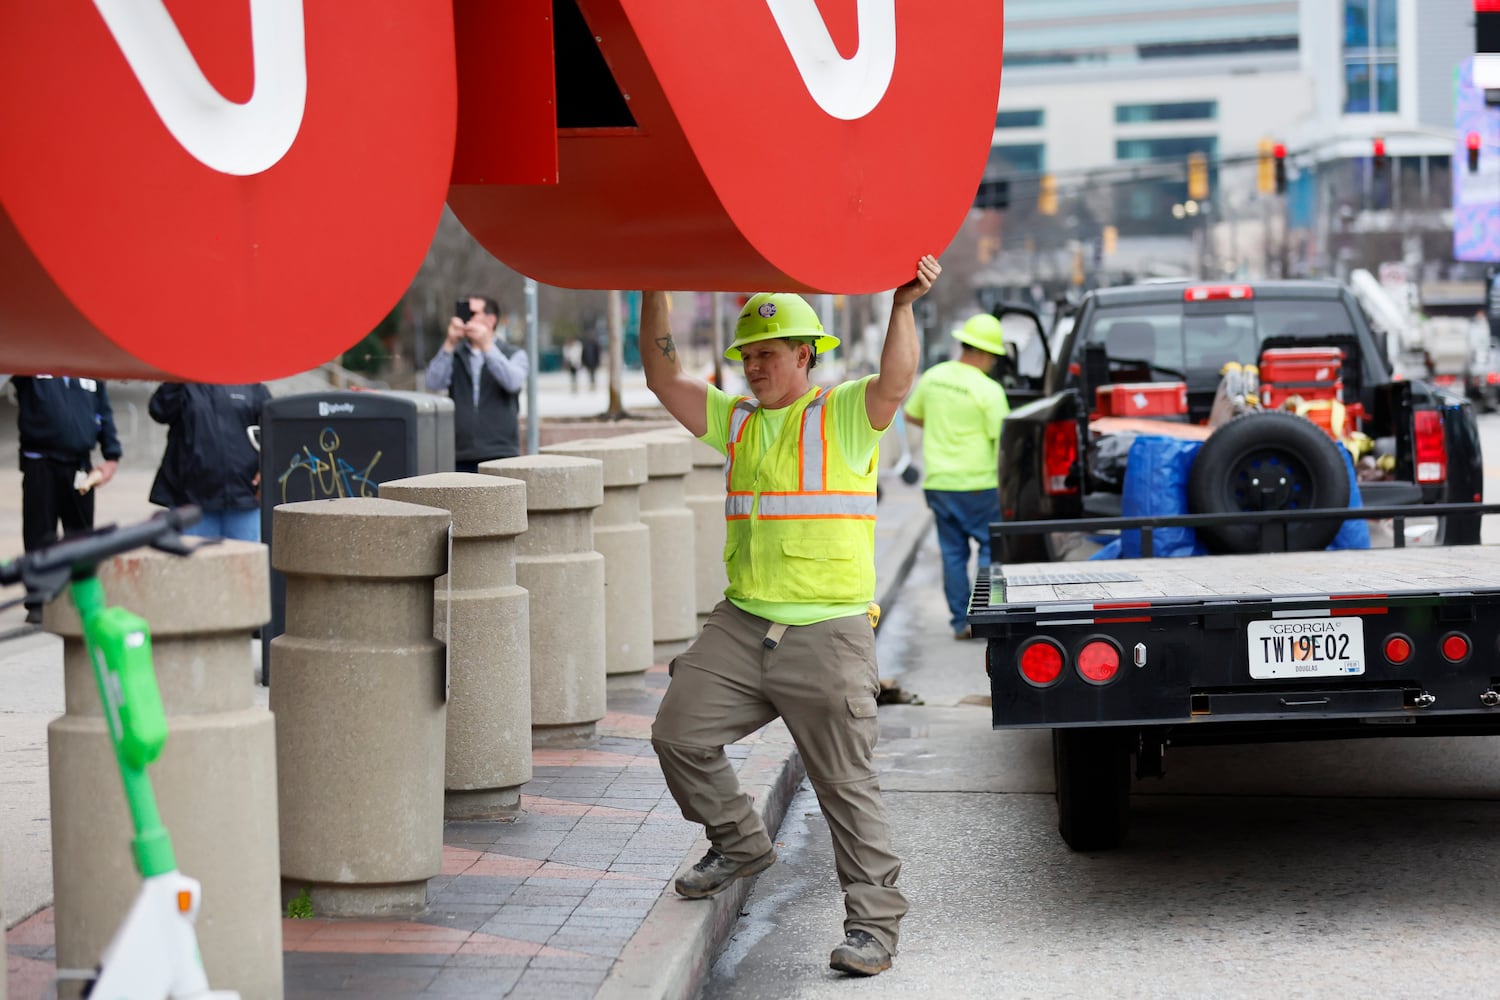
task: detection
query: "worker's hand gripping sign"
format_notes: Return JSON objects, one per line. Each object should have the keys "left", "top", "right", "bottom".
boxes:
{"left": 0, "top": 1, "right": 1004, "bottom": 381}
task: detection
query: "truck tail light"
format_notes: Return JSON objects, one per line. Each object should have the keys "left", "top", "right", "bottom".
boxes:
{"left": 1018, "top": 639, "right": 1065, "bottom": 687}
{"left": 1042, "top": 419, "right": 1079, "bottom": 496}
{"left": 1441, "top": 633, "right": 1471, "bottom": 663}
{"left": 1184, "top": 285, "right": 1253, "bottom": 302}
{"left": 1076, "top": 639, "right": 1121, "bottom": 684}
{"left": 1413, "top": 409, "right": 1447, "bottom": 484}
{"left": 1383, "top": 635, "right": 1412, "bottom": 664}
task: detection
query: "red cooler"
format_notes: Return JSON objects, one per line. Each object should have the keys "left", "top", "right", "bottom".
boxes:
{"left": 1095, "top": 382, "right": 1189, "bottom": 418}
{"left": 1260, "top": 347, "right": 1343, "bottom": 408}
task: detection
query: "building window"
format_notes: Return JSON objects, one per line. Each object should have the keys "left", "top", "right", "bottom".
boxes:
{"left": 995, "top": 109, "right": 1045, "bottom": 129}
{"left": 988, "top": 143, "right": 1045, "bottom": 175}
{"left": 1115, "top": 101, "right": 1217, "bottom": 124}
{"left": 1343, "top": 0, "right": 1398, "bottom": 113}
{"left": 1115, "top": 137, "right": 1218, "bottom": 162}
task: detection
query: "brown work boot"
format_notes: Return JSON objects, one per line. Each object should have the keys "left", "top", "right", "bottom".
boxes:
{"left": 829, "top": 930, "right": 892, "bottom": 976}
{"left": 673, "top": 848, "right": 776, "bottom": 899}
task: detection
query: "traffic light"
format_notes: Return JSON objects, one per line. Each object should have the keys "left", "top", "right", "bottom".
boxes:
{"left": 1257, "top": 139, "right": 1276, "bottom": 194}
{"left": 1468, "top": 130, "right": 1482, "bottom": 173}
{"left": 1038, "top": 173, "right": 1057, "bottom": 216}
{"left": 1372, "top": 136, "right": 1388, "bottom": 174}
{"left": 1186, "top": 152, "right": 1209, "bottom": 201}
{"left": 1273, "top": 142, "right": 1287, "bottom": 194}
{"left": 975, "top": 177, "right": 1010, "bottom": 211}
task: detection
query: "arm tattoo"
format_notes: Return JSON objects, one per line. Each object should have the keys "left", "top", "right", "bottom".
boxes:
{"left": 654, "top": 334, "right": 678, "bottom": 363}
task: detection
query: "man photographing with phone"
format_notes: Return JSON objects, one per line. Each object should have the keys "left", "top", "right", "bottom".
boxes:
{"left": 424, "top": 293, "right": 529, "bottom": 470}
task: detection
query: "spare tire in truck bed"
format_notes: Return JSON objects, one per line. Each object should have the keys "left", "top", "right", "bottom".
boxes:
{"left": 1187, "top": 410, "right": 1350, "bottom": 554}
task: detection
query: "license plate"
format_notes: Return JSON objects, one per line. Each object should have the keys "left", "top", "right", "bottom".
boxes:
{"left": 1247, "top": 617, "right": 1365, "bottom": 679}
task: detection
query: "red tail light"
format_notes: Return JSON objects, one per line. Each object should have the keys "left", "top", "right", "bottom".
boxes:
{"left": 1383, "top": 635, "right": 1412, "bottom": 664}
{"left": 1441, "top": 633, "right": 1471, "bottom": 663}
{"left": 1076, "top": 639, "right": 1121, "bottom": 684}
{"left": 1018, "top": 639, "right": 1065, "bottom": 687}
{"left": 1413, "top": 409, "right": 1446, "bottom": 484}
{"left": 1043, "top": 419, "right": 1079, "bottom": 496}
{"left": 1184, "top": 285, "right": 1253, "bottom": 302}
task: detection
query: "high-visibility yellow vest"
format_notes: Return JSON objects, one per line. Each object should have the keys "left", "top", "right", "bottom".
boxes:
{"left": 722, "top": 387, "right": 878, "bottom": 605}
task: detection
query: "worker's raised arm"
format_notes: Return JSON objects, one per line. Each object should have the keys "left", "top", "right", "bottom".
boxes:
{"left": 866, "top": 255, "right": 940, "bottom": 430}
{"left": 640, "top": 291, "right": 710, "bottom": 438}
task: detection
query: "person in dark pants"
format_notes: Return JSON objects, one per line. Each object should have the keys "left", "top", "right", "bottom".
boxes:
{"left": 148, "top": 382, "right": 272, "bottom": 541}
{"left": 14, "top": 374, "right": 122, "bottom": 623}
{"left": 424, "top": 294, "right": 530, "bottom": 472}
{"left": 580, "top": 333, "right": 601, "bottom": 390}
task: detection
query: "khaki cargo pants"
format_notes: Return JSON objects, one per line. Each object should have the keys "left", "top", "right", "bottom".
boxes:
{"left": 651, "top": 600, "right": 908, "bottom": 952}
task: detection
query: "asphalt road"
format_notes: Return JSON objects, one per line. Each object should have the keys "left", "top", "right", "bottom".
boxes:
{"left": 703, "top": 410, "right": 1500, "bottom": 1000}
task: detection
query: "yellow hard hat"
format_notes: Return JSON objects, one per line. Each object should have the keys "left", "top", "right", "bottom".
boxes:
{"left": 954, "top": 313, "right": 1006, "bottom": 356}
{"left": 725, "top": 292, "right": 842, "bottom": 360}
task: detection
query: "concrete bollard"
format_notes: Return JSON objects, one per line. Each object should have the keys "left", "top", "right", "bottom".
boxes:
{"left": 630, "top": 431, "right": 698, "bottom": 651}
{"left": 539, "top": 438, "right": 653, "bottom": 687}
{"left": 685, "top": 436, "right": 730, "bottom": 621}
{"left": 484, "top": 455, "right": 606, "bottom": 748}
{"left": 47, "top": 541, "right": 280, "bottom": 999}
{"left": 271, "top": 498, "right": 449, "bottom": 917}
{"left": 379, "top": 473, "right": 532, "bottom": 819}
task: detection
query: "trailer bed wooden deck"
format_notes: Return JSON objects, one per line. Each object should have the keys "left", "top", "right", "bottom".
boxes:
{"left": 984, "top": 545, "right": 1500, "bottom": 613}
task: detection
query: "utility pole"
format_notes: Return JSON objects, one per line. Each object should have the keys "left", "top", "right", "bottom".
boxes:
{"left": 524, "top": 277, "right": 539, "bottom": 454}
{"left": 711, "top": 291, "right": 724, "bottom": 390}
{"left": 606, "top": 288, "right": 625, "bottom": 418}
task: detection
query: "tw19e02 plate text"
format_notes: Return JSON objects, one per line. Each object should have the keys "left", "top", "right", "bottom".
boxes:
{"left": 1247, "top": 617, "right": 1365, "bottom": 680}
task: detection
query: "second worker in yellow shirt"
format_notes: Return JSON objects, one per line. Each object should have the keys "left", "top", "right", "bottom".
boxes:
{"left": 903, "top": 313, "right": 1011, "bottom": 639}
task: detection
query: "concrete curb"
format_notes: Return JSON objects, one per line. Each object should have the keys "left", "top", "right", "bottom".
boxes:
{"left": 596, "top": 723, "right": 805, "bottom": 1000}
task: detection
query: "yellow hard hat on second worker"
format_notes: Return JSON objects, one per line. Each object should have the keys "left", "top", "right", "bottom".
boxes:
{"left": 954, "top": 313, "right": 1006, "bottom": 356}
{"left": 725, "top": 292, "right": 842, "bottom": 360}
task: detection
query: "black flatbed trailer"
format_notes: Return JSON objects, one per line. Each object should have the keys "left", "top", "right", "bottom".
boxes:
{"left": 970, "top": 502, "right": 1500, "bottom": 850}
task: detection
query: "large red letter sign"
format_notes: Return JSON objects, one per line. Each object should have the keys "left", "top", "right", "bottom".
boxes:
{"left": 0, "top": 2, "right": 456, "bottom": 380}
{"left": 447, "top": 1, "right": 1005, "bottom": 293}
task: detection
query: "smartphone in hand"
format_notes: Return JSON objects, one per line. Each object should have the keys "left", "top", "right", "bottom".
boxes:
{"left": 455, "top": 299, "right": 474, "bottom": 323}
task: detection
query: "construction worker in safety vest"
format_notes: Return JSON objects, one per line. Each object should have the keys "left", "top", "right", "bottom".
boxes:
{"left": 639, "top": 255, "right": 941, "bottom": 978}
{"left": 903, "top": 312, "right": 1011, "bottom": 639}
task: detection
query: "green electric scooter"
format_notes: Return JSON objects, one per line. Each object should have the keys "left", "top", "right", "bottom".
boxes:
{"left": 1, "top": 506, "right": 238, "bottom": 999}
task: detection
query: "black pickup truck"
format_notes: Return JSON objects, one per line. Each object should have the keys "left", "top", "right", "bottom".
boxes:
{"left": 994, "top": 280, "right": 1484, "bottom": 562}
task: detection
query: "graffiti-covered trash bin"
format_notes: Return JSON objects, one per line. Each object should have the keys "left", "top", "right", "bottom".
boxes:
{"left": 259, "top": 390, "right": 454, "bottom": 681}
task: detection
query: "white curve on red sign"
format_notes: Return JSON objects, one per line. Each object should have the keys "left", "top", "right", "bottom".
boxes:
{"left": 765, "top": 0, "right": 896, "bottom": 121}
{"left": 91, "top": 0, "right": 307, "bottom": 176}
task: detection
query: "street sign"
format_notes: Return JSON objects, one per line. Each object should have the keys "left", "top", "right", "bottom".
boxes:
{"left": 0, "top": 2, "right": 1005, "bottom": 379}
{"left": 0, "top": 2, "right": 458, "bottom": 380}
{"left": 447, "top": 0, "right": 1007, "bottom": 293}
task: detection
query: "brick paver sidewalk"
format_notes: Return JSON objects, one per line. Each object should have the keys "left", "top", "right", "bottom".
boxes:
{"left": 6, "top": 665, "right": 799, "bottom": 1000}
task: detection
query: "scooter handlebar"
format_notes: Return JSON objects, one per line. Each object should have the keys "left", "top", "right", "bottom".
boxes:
{"left": 0, "top": 506, "right": 203, "bottom": 587}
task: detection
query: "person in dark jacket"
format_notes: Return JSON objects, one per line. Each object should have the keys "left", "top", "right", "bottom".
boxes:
{"left": 425, "top": 294, "right": 529, "bottom": 471}
{"left": 14, "top": 374, "right": 123, "bottom": 623}
{"left": 148, "top": 382, "right": 272, "bottom": 542}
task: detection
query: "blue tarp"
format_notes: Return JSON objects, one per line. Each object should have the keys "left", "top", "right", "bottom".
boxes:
{"left": 1091, "top": 433, "right": 1369, "bottom": 559}
{"left": 1091, "top": 436, "right": 1206, "bottom": 560}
